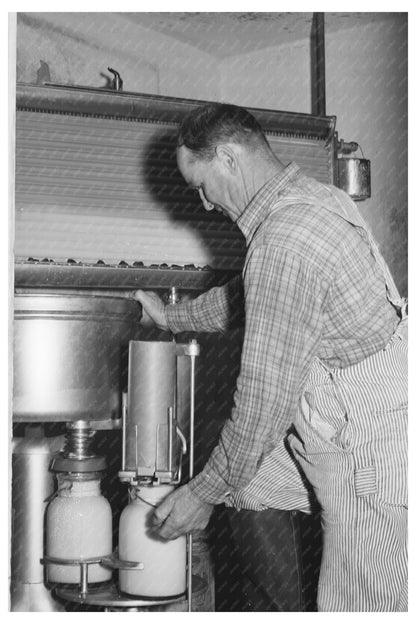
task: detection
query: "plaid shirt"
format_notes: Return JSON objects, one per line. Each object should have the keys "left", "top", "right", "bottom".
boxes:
{"left": 166, "top": 163, "right": 399, "bottom": 507}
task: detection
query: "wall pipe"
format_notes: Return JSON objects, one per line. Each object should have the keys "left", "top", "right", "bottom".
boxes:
{"left": 312, "top": 12, "right": 326, "bottom": 116}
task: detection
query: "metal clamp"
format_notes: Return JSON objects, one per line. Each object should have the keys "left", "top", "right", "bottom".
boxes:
{"left": 175, "top": 340, "right": 200, "bottom": 358}
{"left": 42, "top": 554, "right": 117, "bottom": 598}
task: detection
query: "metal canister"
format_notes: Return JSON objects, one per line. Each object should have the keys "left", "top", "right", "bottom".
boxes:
{"left": 123, "top": 341, "right": 190, "bottom": 480}
{"left": 337, "top": 157, "right": 371, "bottom": 200}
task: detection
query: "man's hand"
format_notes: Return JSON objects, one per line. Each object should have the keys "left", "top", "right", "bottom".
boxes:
{"left": 151, "top": 484, "right": 214, "bottom": 540}
{"left": 132, "top": 290, "right": 168, "bottom": 330}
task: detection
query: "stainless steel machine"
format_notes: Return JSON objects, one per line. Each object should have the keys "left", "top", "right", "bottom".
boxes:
{"left": 11, "top": 292, "right": 201, "bottom": 611}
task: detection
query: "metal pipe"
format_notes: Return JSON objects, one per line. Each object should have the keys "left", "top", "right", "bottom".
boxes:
{"left": 187, "top": 339, "right": 200, "bottom": 481}
{"left": 187, "top": 340, "right": 199, "bottom": 612}
{"left": 107, "top": 67, "right": 123, "bottom": 91}
{"left": 80, "top": 562, "right": 89, "bottom": 598}
{"left": 187, "top": 533, "right": 193, "bottom": 613}
{"left": 168, "top": 407, "right": 173, "bottom": 473}
{"left": 312, "top": 13, "right": 326, "bottom": 116}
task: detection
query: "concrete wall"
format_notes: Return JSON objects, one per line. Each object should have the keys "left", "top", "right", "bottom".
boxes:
{"left": 16, "top": 12, "right": 221, "bottom": 100}
{"left": 218, "top": 15, "right": 408, "bottom": 295}
{"left": 15, "top": 12, "right": 407, "bottom": 295}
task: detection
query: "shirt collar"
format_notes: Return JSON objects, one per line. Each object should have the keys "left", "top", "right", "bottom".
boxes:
{"left": 237, "top": 162, "right": 302, "bottom": 245}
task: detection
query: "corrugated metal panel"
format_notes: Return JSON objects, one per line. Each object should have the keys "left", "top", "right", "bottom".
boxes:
{"left": 15, "top": 110, "right": 334, "bottom": 270}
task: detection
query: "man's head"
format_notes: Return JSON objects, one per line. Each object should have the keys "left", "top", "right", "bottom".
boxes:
{"left": 177, "top": 103, "right": 270, "bottom": 160}
{"left": 176, "top": 103, "right": 280, "bottom": 221}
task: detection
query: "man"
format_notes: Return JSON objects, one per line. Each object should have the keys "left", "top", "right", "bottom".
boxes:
{"left": 134, "top": 103, "right": 407, "bottom": 612}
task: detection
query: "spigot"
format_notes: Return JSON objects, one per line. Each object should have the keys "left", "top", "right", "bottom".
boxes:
{"left": 50, "top": 420, "right": 106, "bottom": 473}
{"left": 108, "top": 67, "right": 123, "bottom": 91}
{"left": 337, "top": 139, "right": 359, "bottom": 156}
{"left": 166, "top": 286, "right": 181, "bottom": 305}
{"left": 168, "top": 287, "right": 180, "bottom": 305}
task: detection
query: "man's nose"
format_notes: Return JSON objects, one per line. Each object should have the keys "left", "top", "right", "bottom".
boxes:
{"left": 199, "top": 188, "right": 215, "bottom": 211}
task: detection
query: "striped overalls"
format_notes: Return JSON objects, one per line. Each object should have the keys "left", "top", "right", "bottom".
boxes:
{"left": 287, "top": 188, "right": 408, "bottom": 611}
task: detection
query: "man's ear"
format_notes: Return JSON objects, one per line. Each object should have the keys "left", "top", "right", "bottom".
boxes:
{"left": 215, "top": 144, "right": 238, "bottom": 174}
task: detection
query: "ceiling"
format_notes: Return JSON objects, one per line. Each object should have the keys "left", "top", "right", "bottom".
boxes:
{"left": 121, "top": 12, "right": 402, "bottom": 58}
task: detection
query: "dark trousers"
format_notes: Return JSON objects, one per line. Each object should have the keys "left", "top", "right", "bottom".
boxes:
{"left": 227, "top": 508, "right": 322, "bottom": 612}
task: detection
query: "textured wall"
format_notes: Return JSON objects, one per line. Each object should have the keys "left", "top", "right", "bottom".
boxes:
{"left": 16, "top": 12, "right": 221, "bottom": 100}
{"left": 218, "top": 16, "right": 408, "bottom": 295}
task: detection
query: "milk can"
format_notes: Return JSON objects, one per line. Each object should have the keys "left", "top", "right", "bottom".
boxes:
{"left": 118, "top": 484, "right": 186, "bottom": 597}
{"left": 46, "top": 473, "right": 112, "bottom": 584}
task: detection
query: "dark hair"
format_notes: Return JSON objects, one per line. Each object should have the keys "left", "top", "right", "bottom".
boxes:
{"left": 177, "top": 103, "right": 270, "bottom": 160}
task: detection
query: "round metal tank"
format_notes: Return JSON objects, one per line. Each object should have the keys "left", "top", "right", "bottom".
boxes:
{"left": 13, "top": 294, "right": 141, "bottom": 422}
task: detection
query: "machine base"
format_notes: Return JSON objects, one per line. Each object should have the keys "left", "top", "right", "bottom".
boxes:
{"left": 55, "top": 576, "right": 205, "bottom": 610}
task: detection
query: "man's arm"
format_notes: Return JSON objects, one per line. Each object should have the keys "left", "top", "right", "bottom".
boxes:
{"left": 166, "top": 274, "right": 244, "bottom": 333}
{"left": 188, "top": 244, "right": 328, "bottom": 503}
{"left": 134, "top": 275, "right": 244, "bottom": 334}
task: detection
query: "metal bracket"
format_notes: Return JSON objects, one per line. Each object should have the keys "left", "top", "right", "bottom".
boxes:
{"left": 175, "top": 340, "right": 200, "bottom": 358}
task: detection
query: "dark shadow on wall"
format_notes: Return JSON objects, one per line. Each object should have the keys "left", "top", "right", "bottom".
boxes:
{"left": 139, "top": 125, "right": 246, "bottom": 270}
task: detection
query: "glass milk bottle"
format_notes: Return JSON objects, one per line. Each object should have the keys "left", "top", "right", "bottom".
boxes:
{"left": 46, "top": 473, "right": 112, "bottom": 584}
{"left": 119, "top": 484, "right": 186, "bottom": 597}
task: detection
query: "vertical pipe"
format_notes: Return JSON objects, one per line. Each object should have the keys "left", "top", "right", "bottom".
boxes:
{"left": 189, "top": 353, "right": 196, "bottom": 482}
{"left": 170, "top": 288, "right": 179, "bottom": 471}
{"left": 80, "top": 563, "right": 88, "bottom": 598}
{"left": 312, "top": 12, "right": 326, "bottom": 116}
{"left": 187, "top": 346, "right": 197, "bottom": 612}
{"left": 11, "top": 429, "right": 65, "bottom": 611}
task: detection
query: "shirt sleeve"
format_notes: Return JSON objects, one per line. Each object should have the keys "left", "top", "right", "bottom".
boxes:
{"left": 166, "top": 274, "right": 244, "bottom": 333}
{"left": 188, "top": 244, "right": 330, "bottom": 504}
